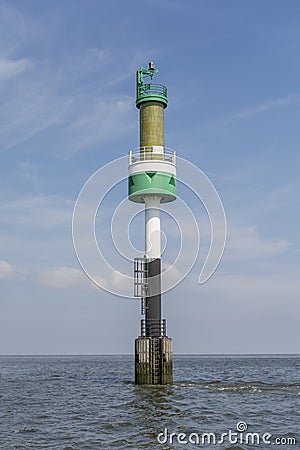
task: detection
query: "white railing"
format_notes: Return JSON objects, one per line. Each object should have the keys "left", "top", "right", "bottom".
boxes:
{"left": 129, "top": 147, "right": 176, "bottom": 165}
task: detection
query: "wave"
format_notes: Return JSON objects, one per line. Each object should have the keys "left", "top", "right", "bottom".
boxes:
{"left": 173, "top": 380, "right": 300, "bottom": 393}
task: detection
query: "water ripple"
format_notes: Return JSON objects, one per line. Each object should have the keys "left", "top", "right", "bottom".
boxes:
{"left": 0, "top": 355, "right": 299, "bottom": 449}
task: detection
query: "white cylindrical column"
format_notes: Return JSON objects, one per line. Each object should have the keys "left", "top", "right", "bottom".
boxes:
{"left": 144, "top": 195, "right": 161, "bottom": 259}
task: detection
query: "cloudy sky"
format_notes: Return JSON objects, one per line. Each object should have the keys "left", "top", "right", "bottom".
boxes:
{"left": 0, "top": 0, "right": 299, "bottom": 354}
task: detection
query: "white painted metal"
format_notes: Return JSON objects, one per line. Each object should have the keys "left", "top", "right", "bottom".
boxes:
{"left": 152, "top": 145, "right": 164, "bottom": 154}
{"left": 144, "top": 195, "right": 161, "bottom": 259}
{"left": 128, "top": 148, "right": 176, "bottom": 165}
{"left": 128, "top": 160, "right": 176, "bottom": 177}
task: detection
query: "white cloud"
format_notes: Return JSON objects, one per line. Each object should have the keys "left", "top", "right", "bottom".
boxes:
{"left": 163, "top": 205, "right": 289, "bottom": 264}
{"left": 224, "top": 94, "right": 300, "bottom": 124}
{"left": 259, "top": 182, "right": 300, "bottom": 212}
{"left": 0, "top": 260, "right": 14, "bottom": 279}
{"left": 38, "top": 266, "right": 88, "bottom": 289}
{"left": 65, "top": 96, "right": 135, "bottom": 156}
{"left": 0, "top": 3, "right": 138, "bottom": 155}
{"left": 0, "top": 58, "right": 32, "bottom": 80}
{"left": 88, "top": 47, "right": 109, "bottom": 62}
{"left": 0, "top": 194, "right": 73, "bottom": 228}
{"left": 0, "top": 5, "right": 133, "bottom": 155}
{"left": 0, "top": 2, "right": 26, "bottom": 57}
{"left": 162, "top": 262, "right": 183, "bottom": 284}
{"left": 225, "top": 224, "right": 289, "bottom": 261}
{"left": 203, "top": 271, "right": 300, "bottom": 307}
{"left": 0, "top": 194, "right": 74, "bottom": 268}
{"left": 0, "top": 60, "right": 134, "bottom": 154}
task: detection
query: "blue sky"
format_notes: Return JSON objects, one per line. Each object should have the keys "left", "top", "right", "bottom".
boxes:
{"left": 0, "top": 0, "right": 299, "bottom": 354}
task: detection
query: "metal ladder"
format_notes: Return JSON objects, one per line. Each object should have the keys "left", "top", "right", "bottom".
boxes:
{"left": 151, "top": 338, "right": 161, "bottom": 384}
{"left": 134, "top": 257, "right": 149, "bottom": 315}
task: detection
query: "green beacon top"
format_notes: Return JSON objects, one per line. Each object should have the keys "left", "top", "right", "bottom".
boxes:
{"left": 136, "top": 62, "right": 168, "bottom": 109}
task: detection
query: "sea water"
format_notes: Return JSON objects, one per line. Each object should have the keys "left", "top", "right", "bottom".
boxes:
{"left": 0, "top": 355, "right": 299, "bottom": 449}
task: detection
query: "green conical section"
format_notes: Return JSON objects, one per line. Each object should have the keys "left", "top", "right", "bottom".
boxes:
{"left": 128, "top": 171, "right": 176, "bottom": 203}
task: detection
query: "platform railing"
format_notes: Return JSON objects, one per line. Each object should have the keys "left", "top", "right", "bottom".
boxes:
{"left": 137, "top": 83, "right": 167, "bottom": 103}
{"left": 129, "top": 147, "right": 176, "bottom": 165}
